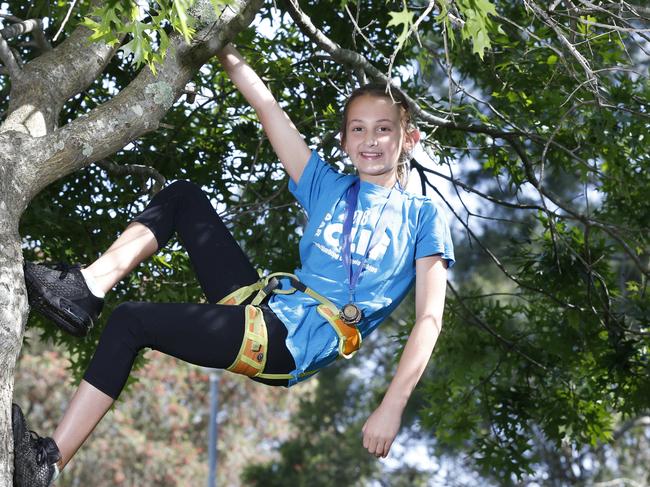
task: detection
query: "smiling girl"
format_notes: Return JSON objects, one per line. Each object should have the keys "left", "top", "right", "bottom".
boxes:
{"left": 13, "top": 44, "right": 454, "bottom": 486}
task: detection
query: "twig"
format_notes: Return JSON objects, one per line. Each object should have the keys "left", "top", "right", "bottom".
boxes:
{"left": 425, "top": 170, "right": 583, "bottom": 310}
{"left": 53, "top": 0, "right": 79, "bottom": 42}
{"left": 411, "top": 159, "right": 545, "bottom": 212}
{"left": 525, "top": 0, "right": 604, "bottom": 104}
{"left": 448, "top": 282, "right": 549, "bottom": 371}
{"left": 386, "top": 0, "right": 436, "bottom": 79}
{"left": 441, "top": 13, "right": 455, "bottom": 123}
{"left": 343, "top": 4, "right": 377, "bottom": 51}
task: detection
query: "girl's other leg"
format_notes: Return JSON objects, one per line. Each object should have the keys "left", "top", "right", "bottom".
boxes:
{"left": 52, "top": 380, "right": 114, "bottom": 469}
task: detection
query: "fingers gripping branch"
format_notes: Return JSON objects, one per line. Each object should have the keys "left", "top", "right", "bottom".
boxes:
{"left": 0, "top": 15, "right": 51, "bottom": 81}
{"left": 0, "top": 30, "right": 21, "bottom": 81}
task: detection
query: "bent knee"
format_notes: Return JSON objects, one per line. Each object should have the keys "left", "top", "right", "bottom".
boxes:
{"left": 102, "top": 302, "right": 150, "bottom": 349}
{"left": 166, "top": 180, "right": 204, "bottom": 199}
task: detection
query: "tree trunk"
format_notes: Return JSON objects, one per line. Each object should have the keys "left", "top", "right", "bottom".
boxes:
{"left": 0, "top": 181, "right": 28, "bottom": 486}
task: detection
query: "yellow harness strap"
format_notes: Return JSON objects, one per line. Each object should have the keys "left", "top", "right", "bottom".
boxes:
{"left": 226, "top": 305, "right": 268, "bottom": 377}
{"left": 316, "top": 305, "right": 361, "bottom": 359}
{"left": 218, "top": 272, "right": 362, "bottom": 380}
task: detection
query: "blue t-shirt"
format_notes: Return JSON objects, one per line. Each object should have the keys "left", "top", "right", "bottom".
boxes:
{"left": 269, "top": 151, "right": 455, "bottom": 386}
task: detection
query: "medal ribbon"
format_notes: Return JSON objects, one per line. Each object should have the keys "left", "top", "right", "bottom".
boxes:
{"left": 340, "top": 179, "right": 394, "bottom": 303}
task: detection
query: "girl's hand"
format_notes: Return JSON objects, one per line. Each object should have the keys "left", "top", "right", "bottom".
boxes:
{"left": 361, "top": 402, "right": 403, "bottom": 458}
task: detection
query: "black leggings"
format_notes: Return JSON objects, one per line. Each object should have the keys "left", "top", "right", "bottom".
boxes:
{"left": 83, "top": 180, "right": 296, "bottom": 399}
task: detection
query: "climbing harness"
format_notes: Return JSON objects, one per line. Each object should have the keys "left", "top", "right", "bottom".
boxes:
{"left": 218, "top": 272, "right": 362, "bottom": 380}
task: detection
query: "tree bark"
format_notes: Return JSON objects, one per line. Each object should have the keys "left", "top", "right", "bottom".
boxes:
{"left": 0, "top": 0, "right": 262, "bottom": 484}
{"left": 0, "top": 150, "right": 30, "bottom": 486}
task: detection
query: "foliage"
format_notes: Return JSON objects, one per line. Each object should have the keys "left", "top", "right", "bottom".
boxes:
{"left": 81, "top": 0, "right": 233, "bottom": 71}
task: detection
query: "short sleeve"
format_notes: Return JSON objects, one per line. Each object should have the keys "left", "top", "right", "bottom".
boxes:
{"left": 289, "top": 151, "right": 348, "bottom": 214}
{"left": 415, "top": 200, "right": 455, "bottom": 267}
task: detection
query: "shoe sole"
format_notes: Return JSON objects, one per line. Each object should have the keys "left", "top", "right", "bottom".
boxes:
{"left": 24, "top": 271, "right": 92, "bottom": 337}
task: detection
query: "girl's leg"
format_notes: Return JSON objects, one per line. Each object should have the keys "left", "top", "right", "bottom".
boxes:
{"left": 120, "top": 179, "right": 260, "bottom": 302}
{"left": 81, "top": 222, "right": 158, "bottom": 295}
{"left": 26, "top": 180, "right": 258, "bottom": 337}
{"left": 82, "top": 179, "right": 258, "bottom": 299}
{"left": 54, "top": 301, "right": 294, "bottom": 468}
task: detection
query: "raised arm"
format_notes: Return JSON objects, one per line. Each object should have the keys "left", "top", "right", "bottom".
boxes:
{"left": 217, "top": 44, "right": 311, "bottom": 184}
{"left": 361, "top": 255, "right": 448, "bottom": 458}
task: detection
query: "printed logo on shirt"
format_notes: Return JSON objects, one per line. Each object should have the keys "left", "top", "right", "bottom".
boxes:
{"left": 313, "top": 208, "right": 390, "bottom": 273}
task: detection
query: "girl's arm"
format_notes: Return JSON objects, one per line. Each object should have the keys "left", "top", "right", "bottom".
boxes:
{"left": 361, "top": 255, "right": 448, "bottom": 458}
{"left": 217, "top": 44, "right": 312, "bottom": 184}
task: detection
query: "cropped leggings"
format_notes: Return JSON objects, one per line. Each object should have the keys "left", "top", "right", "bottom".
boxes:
{"left": 83, "top": 180, "right": 296, "bottom": 399}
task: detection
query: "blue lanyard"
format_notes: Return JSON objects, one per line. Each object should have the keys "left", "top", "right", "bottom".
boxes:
{"left": 340, "top": 180, "right": 394, "bottom": 303}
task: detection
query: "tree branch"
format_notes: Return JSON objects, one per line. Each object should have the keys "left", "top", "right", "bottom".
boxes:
{"left": 53, "top": 0, "right": 78, "bottom": 42}
{"left": 447, "top": 281, "right": 549, "bottom": 371}
{"left": 410, "top": 159, "right": 545, "bottom": 212}
{"left": 96, "top": 158, "right": 166, "bottom": 194}
{"left": 1, "top": 23, "right": 119, "bottom": 135}
{"left": 283, "top": 0, "right": 533, "bottom": 141}
{"left": 0, "top": 14, "right": 51, "bottom": 52}
{"left": 20, "top": 0, "right": 264, "bottom": 203}
{"left": 525, "top": 0, "right": 605, "bottom": 104}
{"left": 0, "top": 18, "right": 45, "bottom": 41}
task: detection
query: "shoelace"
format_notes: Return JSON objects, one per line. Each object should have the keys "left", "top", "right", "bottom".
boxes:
{"left": 52, "top": 262, "right": 79, "bottom": 281}
{"left": 31, "top": 432, "right": 61, "bottom": 465}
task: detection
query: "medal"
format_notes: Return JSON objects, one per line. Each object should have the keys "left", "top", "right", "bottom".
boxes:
{"left": 339, "top": 180, "right": 395, "bottom": 327}
{"left": 340, "top": 303, "right": 363, "bottom": 325}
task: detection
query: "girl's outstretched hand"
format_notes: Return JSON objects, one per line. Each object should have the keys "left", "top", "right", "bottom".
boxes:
{"left": 362, "top": 402, "right": 402, "bottom": 458}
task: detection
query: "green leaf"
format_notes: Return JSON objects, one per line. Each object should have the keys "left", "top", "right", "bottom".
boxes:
{"left": 119, "top": 21, "right": 151, "bottom": 67}
{"left": 172, "top": 0, "right": 195, "bottom": 43}
{"left": 456, "top": 0, "right": 499, "bottom": 59}
{"left": 387, "top": 2, "right": 415, "bottom": 48}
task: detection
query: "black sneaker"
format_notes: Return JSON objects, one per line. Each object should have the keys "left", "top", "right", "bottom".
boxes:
{"left": 12, "top": 404, "right": 61, "bottom": 487}
{"left": 24, "top": 261, "right": 104, "bottom": 337}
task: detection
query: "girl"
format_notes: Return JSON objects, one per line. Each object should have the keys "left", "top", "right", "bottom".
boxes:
{"left": 13, "top": 43, "right": 454, "bottom": 486}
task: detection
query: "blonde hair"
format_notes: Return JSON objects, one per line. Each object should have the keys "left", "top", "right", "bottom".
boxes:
{"left": 340, "top": 83, "right": 416, "bottom": 188}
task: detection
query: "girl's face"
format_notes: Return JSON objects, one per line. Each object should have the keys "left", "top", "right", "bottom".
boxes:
{"left": 342, "top": 95, "right": 409, "bottom": 187}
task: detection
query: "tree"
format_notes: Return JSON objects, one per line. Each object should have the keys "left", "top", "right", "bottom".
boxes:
{"left": 1, "top": 0, "right": 648, "bottom": 485}
{"left": 0, "top": 0, "right": 265, "bottom": 483}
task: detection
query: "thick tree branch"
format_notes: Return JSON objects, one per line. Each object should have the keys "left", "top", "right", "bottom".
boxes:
{"left": 1, "top": 24, "right": 119, "bottom": 136}
{"left": 0, "top": 14, "right": 51, "bottom": 51}
{"left": 20, "top": 0, "right": 263, "bottom": 203}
